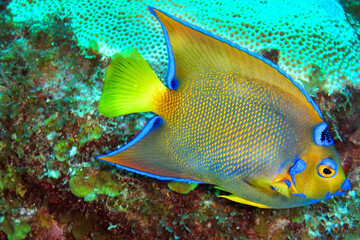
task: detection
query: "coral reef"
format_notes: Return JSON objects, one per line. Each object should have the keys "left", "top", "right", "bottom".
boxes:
{"left": 7, "top": 0, "right": 360, "bottom": 93}
{"left": 0, "top": 0, "right": 359, "bottom": 239}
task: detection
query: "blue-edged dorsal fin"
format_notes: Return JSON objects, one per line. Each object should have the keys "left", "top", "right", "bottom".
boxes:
{"left": 149, "top": 7, "right": 323, "bottom": 120}
{"left": 97, "top": 116, "right": 203, "bottom": 183}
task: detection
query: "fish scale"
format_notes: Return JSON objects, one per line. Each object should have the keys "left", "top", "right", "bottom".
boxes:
{"left": 157, "top": 69, "right": 301, "bottom": 183}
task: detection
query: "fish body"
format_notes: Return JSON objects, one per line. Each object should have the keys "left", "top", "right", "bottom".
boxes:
{"left": 97, "top": 7, "right": 350, "bottom": 208}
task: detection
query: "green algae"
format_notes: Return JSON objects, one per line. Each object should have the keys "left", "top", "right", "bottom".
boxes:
{"left": 69, "top": 170, "right": 124, "bottom": 202}
{"left": 54, "top": 138, "right": 75, "bottom": 162}
{"left": 78, "top": 125, "right": 102, "bottom": 146}
{"left": 92, "top": 125, "right": 102, "bottom": 140}
{"left": 0, "top": 218, "right": 31, "bottom": 240}
{"left": 168, "top": 181, "right": 198, "bottom": 194}
{"left": 69, "top": 174, "right": 96, "bottom": 199}
{"left": 0, "top": 162, "right": 26, "bottom": 198}
{"left": 54, "top": 125, "right": 102, "bottom": 162}
{"left": 42, "top": 160, "right": 61, "bottom": 179}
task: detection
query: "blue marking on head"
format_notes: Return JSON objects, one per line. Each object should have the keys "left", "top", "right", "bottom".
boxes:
{"left": 96, "top": 115, "right": 205, "bottom": 184}
{"left": 324, "top": 191, "right": 331, "bottom": 200}
{"left": 314, "top": 122, "right": 334, "bottom": 146}
{"left": 331, "top": 191, "right": 346, "bottom": 197}
{"left": 148, "top": 6, "right": 323, "bottom": 119}
{"left": 293, "top": 193, "right": 306, "bottom": 198}
{"left": 317, "top": 179, "right": 351, "bottom": 201}
{"left": 283, "top": 180, "right": 291, "bottom": 188}
{"left": 324, "top": 190, "right": 347, "bottom": 200}
{"left": 289, "top": 159, "right": 307, "bottom": 187}
{"left": 293, "top": 194, "right": 320, "bottom": 205}
{"left": 295, "top": 178, "right": 350, "bottom": 202}
{"left": 317, "top": 158, "right": 337, "bottom": 178}
{"left": 341, "top": 178, "right": 351, "bottom": 191}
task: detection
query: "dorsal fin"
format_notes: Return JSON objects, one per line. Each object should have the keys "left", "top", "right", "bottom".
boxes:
{"left": 149, "top": 7, "right": 323, "bottom": 120}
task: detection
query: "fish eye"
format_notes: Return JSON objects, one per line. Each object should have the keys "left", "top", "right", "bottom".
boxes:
{"left": 318, "top": 165, "right": 335, "bottom": 177}
{"left": 317, "top": 159, "right": 337, "bottom": 178}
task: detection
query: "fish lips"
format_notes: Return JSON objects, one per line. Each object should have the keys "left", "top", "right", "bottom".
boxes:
{"left": 292, "top": 178, "right": 351, "bottom": 201}
{"left": 323, "top": 178, "right": 351, "bottom": 200}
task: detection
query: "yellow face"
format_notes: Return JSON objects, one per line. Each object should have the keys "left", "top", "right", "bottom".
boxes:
{"left": 291, "top": 144, "right": 349, "bottom": 200}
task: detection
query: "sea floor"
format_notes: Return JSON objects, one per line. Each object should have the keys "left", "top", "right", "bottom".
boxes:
{"left": 0, "top": 1, "right": 360, "bottom": 239}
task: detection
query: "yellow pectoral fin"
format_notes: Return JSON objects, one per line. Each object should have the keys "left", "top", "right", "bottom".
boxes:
{"left": 218, "top": 194, "right": 271, "bottom": 209}
{"left": 271, "top": 182, "right": 290, "bottom": 198}
{"left": 246, "top": 176, "right": 291, "bottom": 198}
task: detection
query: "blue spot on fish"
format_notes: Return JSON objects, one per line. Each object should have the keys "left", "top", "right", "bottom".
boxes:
{"left": 289, "top": 159, "right": 307, "bottom": 187}
{"left": 341, "top": 178, "right": 351, "bottom": 191}
{"left": 314, "top": 122, "right": 334, "bottom": 146}
{"left": 293, "top": 193, "right": 306, "bottom": 198}
{"left": 283, "top": 180, "right": 291, "bottom": 188}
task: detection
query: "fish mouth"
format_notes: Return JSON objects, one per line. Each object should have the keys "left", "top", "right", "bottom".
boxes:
{"left": 324, "top": 178, "right": 351, "bottom": 200}
{"left": 292, "top": 178, "right": 351, "bottom": 201}
{"left": 338, "top": 178, "right": 351, "bottom": 193}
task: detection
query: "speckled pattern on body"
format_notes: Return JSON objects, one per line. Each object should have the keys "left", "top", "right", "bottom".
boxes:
{"left": 96, "top": 8, "right": 342, "bottom": 208}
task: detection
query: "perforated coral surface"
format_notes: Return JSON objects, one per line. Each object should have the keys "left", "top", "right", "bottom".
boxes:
{"left": 8, "top": 0, "right": 360, "bottom": 92}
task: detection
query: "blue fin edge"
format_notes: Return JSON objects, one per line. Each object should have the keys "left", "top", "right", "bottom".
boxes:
{"left": 97, "top": 115, "right": 204, "bottom": 183}
{"left": 293, "top": 193, "right": 306, "bottom": 198}
{"left": 148, "top": 6, "right": 323, "bottom": 119}
{"left": 97, "top": 160, "right": 204, "bottom": 183}
{"left": 100, "top": 116, "right": 163, "bottom": 156}
{"left": 148, "top": 7, "right": 176, "bottom": 90}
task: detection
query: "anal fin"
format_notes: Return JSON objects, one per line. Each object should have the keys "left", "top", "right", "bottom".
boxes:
{"left": 97, "top": 116, "right": 203, "bottom": 183}
{"left": 271, "top": 182, "right": 290, "bottom": 198}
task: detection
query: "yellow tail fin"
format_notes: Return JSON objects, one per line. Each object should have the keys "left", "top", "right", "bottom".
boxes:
{"left": 98, "top": 48, "right": 167, "bottom": 117}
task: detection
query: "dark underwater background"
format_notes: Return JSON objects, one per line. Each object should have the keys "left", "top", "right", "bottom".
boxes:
{"left": 0, "top": 0, "right": 359, "bottom": 239}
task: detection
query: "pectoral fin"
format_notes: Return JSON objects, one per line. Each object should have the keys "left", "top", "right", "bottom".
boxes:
{"left": 246, "top": 177, "right": 291, "bottom": 198}
{"left": 97, "top": 116, "right": 203, "bottom": 183}
{"left": 271, "top": 182, "right": 290, "bottom": 198}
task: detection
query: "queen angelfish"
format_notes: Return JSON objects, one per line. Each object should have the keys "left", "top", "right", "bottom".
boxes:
{"left": 96, "top": 7, "right": 351, "bottom": 208}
